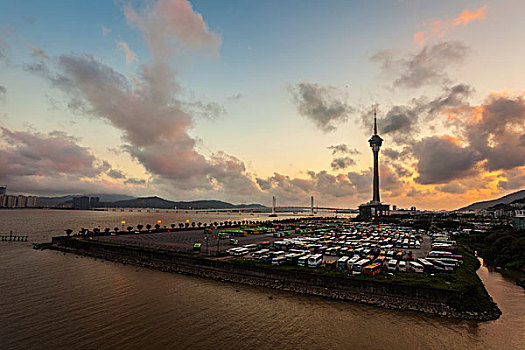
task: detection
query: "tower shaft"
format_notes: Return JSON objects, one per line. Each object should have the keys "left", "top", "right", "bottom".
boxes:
{"left": 373, "top": 150, "right": 380, "bottom": 202}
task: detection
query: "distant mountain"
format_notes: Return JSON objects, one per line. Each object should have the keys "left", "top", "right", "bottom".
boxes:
{"left": 103, "top": 196, "right": 265, "bottom": 210}
{"left": 37, "top": 194, "right": 135, "bottom": 207}
{"left": 458, "top": 189, "right": 525, "bottom": 211}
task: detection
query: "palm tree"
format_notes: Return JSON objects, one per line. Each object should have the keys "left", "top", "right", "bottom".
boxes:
{"left": 203, "top": 223, "right": 208, "bottom": 227}
{"left": 185, "top": 222, "right": 189, "bottom": 229}
{"left": 146, "top": 224, "right": 151, "bottom": 231}
{"left": 137, "top": 224, "right": 144, "bottom": 232}
{"left": 65, "top": 229, "right": 73, "bottom": 237}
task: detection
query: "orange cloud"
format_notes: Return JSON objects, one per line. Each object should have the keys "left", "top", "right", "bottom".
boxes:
{"left": 453, "top": 5, "right": 488, "bottom": 26}
{"left": 414, "top": 5, "right": 488, "bottom": 46}
{"left": 117, "top": 41, "right": 138, "bottom": 64}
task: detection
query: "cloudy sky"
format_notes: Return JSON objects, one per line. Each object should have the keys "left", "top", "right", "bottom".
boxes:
{"left": 1, "top": 0, "right": 524, "bottom": 210}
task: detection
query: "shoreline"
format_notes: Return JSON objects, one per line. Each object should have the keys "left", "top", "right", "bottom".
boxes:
{"left": 37, "top": 238, "right": 501, "bottom": 321}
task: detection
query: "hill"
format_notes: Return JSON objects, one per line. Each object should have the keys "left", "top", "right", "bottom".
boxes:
{"left": 103, "top": 196, "right": 264, "bottom": 210}
{"left": 458, "top": 189, "right": 525, "bottom": 211}
{"left": 37, "top": 194, "right": 135, "bottom": 207}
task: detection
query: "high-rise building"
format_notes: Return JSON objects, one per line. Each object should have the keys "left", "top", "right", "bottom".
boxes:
{"left": 359, "top": 110, "right": 390, "bottom": 219}
{"left": 0, "top": 186, "right": 6, "bottom": 195}
{"left": 72, "top": 196, "right": 90, "bottom": 210}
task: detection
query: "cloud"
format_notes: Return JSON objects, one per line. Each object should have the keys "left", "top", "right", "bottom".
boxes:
{"left": 454, "top": 5, "right": 488, "bottom": 27}
{"left": 0, "top": 127, "right": 102, "bottom": 178}
{"left": 412, "top": 135, "right": 479, "bottom": 184}
{"left": 227, "top": 93, "right": 244, "bottom": 101}
{"left": 101, "top": 25, "right": 111, "bottom": 36}
{"left": 124, "top": 177, "right": 146, "bottom": 185}
{"left": 124, "top": 0, "right": 221, "bottom": 57}
{"left": 497, "top": 168, "right": 525, "bottom": 191}
{"left": 414, "top": 5, "right": 488, "bottom": 46}
{"left": 330, "top": 157, "right": 356, "bottom": 171}
{"left": 371, "top": 41, "right": 468, "bottom": 89}
{"left": 0, "top": 85, "right": 6, "bottom": 100}
{"left": 30, "top": 46, "right": 48, "bottom": 60}
{"left": 327, "top": 144, "right": 360, "bottom": 155}
{"left": 117, "top": 41, "right": 138, "bottom": 64}
{"left": 463, "top": 93, "right": 525, "bottom": 171}
{"left": 289, "top": 82, "right": 353, "bottom": 132}
{"left": 107, "top": 169, "right": 126, "bottom": 179}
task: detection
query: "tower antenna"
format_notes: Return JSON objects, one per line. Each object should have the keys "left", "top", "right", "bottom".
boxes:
{"left": 373, "top": 108, "right": 377, "bottom": 135}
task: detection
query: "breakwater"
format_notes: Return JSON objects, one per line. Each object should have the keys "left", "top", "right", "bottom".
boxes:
{"left": 42, "top": 237, "right": 500, "bottom": 321}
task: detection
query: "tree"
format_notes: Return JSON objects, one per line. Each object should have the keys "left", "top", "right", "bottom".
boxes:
{"left": 197, "top": 222, "right": 202, "bottom": 228}
{"left": 146, "top": 224, "right": 152, "bottom": 231}
{"left": 185, "top": 222, "right": 190, "bottom": 228}
{"left": 171, "top": 224, "right": 176, "bottom": 230}
{"left": 191, "top": 222, "right": 196, "bottom": 228}
{"left": 114, "top": 227, "right": 119, "bottom": 233}
{"left": 179, "top": 223, "right": 184, "bottom": 229}
{"left": 127, "top": 226, "right": 134, "bottom": 232}
{"left": 154, "top": 224, "right": 160, "bottom": 230}
{"left": 80, "top": 228, "right": 87, "bottom": 237}
{"left": 104, "top": 227, "right": 110, "bottom": 235}
{"left": 137, "top": 224, "right": 144, "bottom": 232}
{"left": 65, "top": 229, "right": 73, "bottom": 237}
{"left": 93, "top": 228, "right": 101, "bottom": 235}
{"left": 203, "top": 223, "right": 208, "bottom": 227}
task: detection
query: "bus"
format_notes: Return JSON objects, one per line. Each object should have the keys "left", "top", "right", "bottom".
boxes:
{"left": 347, "top": 256, "right": 361, "bottom": 269}
{"left": 337, "top": 256, "right": 349, "bottom": 270}
{"left": 285, "top": 253, "right": 305, "bottom": 265}
{"left": 272, "top": 256, "right": 287, "bottom": 266}
{"left": 352, "top": 259, "right": 371, "bottom": 275}
{"left": 364, "top": 263, "right": 382, "bottom": 276}
{"left": 251, "top": 249, "right": 269, "bottom": 258}
{"left": 409, "top": 261, "right": 424, "bottom": 273}
{"left": 416, "top": 258, "right": 434, "bottom": 272}
{"left": 427, "top": 251, "right": 463, "bottom": 261}
{"left": 308, "top": 254, "right": 323, "bottom": 268}
{"left": 386, "top": 259, "right": 398, "bottom": 273}
{"left": 398, "top": 260, "right": 408, "bottom": 272}
{"left": 298, "top": 254, "right": 311, "bottom": 267}
{"left": 428, "top": 259, "right": 454, "bottom": 272}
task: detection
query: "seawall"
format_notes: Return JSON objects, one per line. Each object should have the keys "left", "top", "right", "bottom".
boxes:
{"left": 43, "top": 237, "right": 500, "bottom": 321}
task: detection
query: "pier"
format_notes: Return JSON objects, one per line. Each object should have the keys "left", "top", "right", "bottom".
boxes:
{"left": 1, "top": 231, "right": 29, "bottom": 241}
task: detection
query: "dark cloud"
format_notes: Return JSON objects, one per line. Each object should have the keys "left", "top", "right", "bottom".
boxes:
{"left": 412, "top": 135, "right": 479, "bottom": 184}
{"left": 289, "top": 82, "right": 353, "bottom": 132}
{"left": 464, "top": 94, "right": 525, "bottom": 171}
{"left": 124, "top": 178, "right": 146, "bottom": 185}
{"left": 371, "top": 41, "right": 468, "bottom": 89}
{"left": 330, "top": 157, "right": 356, "bottom": 171}
{"left": 426, "top": 83, "right": 473, "bottom": 116}
{"left": 327, "top": 144, "right": 360, "bottom": 155}
{"left": 107, "top": 169, "right": 126, "bottom": 179}
{"left": 436, "top": 183, "right": 467, "bottom": 194}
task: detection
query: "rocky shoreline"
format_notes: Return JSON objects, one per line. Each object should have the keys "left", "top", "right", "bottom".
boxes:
{"left": 37, "top": 239, "right": 501, "bottom": 322}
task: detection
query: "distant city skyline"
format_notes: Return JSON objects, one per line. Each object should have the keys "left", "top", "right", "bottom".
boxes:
{"left": 1, "top": 0, "right": 525, "bottom": 210}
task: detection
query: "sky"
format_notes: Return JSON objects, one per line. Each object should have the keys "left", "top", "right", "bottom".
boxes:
{"left": 1, "top": 0, "right": 525, "bottom": 210}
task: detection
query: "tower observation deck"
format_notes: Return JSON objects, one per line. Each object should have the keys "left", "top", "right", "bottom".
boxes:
{"left": 359, "top": 110, "right": 390, "bottom": 219}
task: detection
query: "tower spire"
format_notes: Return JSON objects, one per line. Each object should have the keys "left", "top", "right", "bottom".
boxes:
{"left": 373, "top": 108, "right": 377, "bottom": 135}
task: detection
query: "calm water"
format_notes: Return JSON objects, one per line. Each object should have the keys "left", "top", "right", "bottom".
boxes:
{"left": 0, "top": 210, "right": 523, "bottom": 349}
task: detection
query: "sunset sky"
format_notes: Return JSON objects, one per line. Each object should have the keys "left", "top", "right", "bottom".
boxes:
{"left": 1, "top": 0, "right": 525, "bottom": 210}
